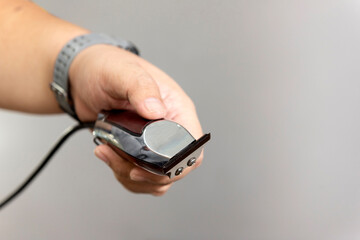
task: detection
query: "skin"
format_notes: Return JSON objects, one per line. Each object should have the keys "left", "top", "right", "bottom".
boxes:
{"left": 0, "top": 0, "right": 204, "bottom": 196}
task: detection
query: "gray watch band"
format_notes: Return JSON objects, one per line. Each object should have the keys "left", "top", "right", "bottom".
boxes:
{"left": 50, "top": 33, "right": 139, "bottom": 120}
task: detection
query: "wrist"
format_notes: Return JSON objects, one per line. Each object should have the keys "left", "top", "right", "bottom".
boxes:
{"left": 50, "top": 33, "right": 139, "bottom": 120}
{"left": 46, "top": 23, "right": 90, "bottom": 80}
{"left": 0, "top": 0, "right": 89, "bottom": 113}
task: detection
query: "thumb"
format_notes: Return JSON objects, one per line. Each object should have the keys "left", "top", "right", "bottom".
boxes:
{"left": 111, "top": 63, "right": 166, "bottom": 119}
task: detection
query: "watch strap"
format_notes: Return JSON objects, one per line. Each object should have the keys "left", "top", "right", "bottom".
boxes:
{"left": 51, "top": 33, "right": 139, "bottom": 121}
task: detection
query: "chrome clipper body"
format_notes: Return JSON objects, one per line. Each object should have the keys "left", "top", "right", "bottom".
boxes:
{"left": 93, "top": 110, "right": 211, "bottom": 178}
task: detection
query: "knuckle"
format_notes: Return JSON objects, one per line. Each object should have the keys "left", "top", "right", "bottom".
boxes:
{"left": 113, "top": 170, "right": 131, "bottom": 182}
{"left": 152, "top": 185, "right": 171, "bottom": 196}
{"left": 155, "top": 178, "right": 173, "bottom": 186}
{"left": 121, "top": 182, "right": 146, "bottom": 194}
{"left": 152, "top": 191, "right": 167, "bottom": 197}
{"left": 127, "top": 64, "right": 151, "bottom": 84}
{"left": 124, "top": 186, "right": 143, "bottom": 194}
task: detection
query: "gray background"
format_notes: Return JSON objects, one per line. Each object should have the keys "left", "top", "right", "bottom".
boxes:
{"left": 1, "top": 0, "right": 360, "bottom": 239}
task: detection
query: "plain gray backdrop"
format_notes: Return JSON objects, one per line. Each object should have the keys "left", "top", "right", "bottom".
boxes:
{"left": 1, "top": 0, "right": 360, "bottom": 239}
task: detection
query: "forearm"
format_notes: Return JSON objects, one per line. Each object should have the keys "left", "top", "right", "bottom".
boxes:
{"left": 0, "top": 0, "right": 88, "bottom": 113}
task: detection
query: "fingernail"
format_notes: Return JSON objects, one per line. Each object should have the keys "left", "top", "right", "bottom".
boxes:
{"left": 144, "top": 98, "right": 165, "bottom": 116}
{"left": 130, "top": 169, "right": 147, "bottom": 182}
{"left": 94, "top": 148, "right": 109, "bottom": 165}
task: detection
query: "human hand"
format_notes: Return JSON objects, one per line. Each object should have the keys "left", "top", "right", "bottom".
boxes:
{"left": 68, "top": 44, "right": 204, "bottom": 196}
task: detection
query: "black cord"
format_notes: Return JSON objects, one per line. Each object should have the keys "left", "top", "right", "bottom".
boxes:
{"left": 0, "top": 122, "right": 94, "bottom": 210}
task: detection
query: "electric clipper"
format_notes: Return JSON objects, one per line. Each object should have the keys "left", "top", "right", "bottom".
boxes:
{"left": 93, "top": 110, "right": 211, "bottom": 178}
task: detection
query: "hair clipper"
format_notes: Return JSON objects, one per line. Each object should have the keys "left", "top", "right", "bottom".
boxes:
{"left": 92, "top": 110, "right": 211, "bottom": 178}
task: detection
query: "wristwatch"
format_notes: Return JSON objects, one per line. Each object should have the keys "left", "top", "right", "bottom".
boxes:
{"left": 50, "top": 33, "right": 139, "bottom": 121}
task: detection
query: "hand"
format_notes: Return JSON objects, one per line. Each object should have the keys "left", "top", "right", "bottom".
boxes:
{"left": 68, "top": 44, "right": 204, "bottom": 196}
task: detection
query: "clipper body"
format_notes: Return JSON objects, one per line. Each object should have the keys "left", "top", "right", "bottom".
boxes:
{"left": 93, "top": 110, "right": 210, "bottom": 178}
